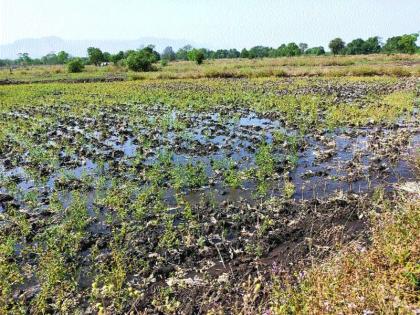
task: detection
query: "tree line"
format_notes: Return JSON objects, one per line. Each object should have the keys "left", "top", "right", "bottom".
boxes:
{"left": 0, "top": 33, "right": 418, "bottom": 72}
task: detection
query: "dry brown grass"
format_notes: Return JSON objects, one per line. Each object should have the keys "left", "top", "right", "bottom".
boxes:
{"left": 1, "top": 54, "right": 419, "bottom": 83}
{"left": 268, "top": 194, "right": 420, "bottom": 314}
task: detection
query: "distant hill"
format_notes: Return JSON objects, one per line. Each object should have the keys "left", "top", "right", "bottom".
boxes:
{"left": 0, "top": 36, "right": 204, "bottom": 59}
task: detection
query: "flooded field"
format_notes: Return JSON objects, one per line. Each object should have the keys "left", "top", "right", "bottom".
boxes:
{"left": 0, "top": 76, "right": 418, "bottom": 313}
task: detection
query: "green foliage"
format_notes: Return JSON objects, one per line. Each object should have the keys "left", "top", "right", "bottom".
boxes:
{"left": 67, "top": 58, "right": 84, "bottom": 73}
{"left": 162, "top": 46, "right": 176, "bottom": 61}
{"left": 111, "top": 51, "right": 124, "bottom": 64}
{"left": 248, "top": 46, "right": 272, "bottom": 58}
{"left": 126, "top": 47, "right": 160, "bottom": 72}
{"left": 87, "top": 47, "right": 104, "bottom": 66}
{"left": 171, "top": 162, "right": 208, "bottom": 190}
{"left": 240, "top": 48, "right": 250, "bottom": 58}
{"left": 329, "top": 38, "right": 346, "bottom": 55}
{"left": 345, "top": 36, "right": 381, "bottom": 55}
{"left": 383, "top": 33, "right": 419, "bottom": 54}
{"left": 188, "top": 49, "right": 205, "bottom": 65}
{"left": 276, "top": 43, "right": 302, "bottom": 57}
{"left": 305, "top": 46, "right": 325, "bottom": 55}
{"left": 176, "top": 45, "right": 193, "bottom": 61}
{"left": 57, "top": 51, "right": 70, "bottom": 64}
{"left": 41, "top": 51, "right": 69, "bottom": 65}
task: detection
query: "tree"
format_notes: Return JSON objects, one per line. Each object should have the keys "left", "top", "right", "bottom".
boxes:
{"left": 17, "top": 53, "right": 31, "bottom": 65}
{"left": 144, "top": 45, "right": 160, "bottom": 62}
{"left": 362, "top": 37, "right": 381, "bottom": 54}
{"left": 248, "top": 46, "right": 271, "bottom": 58}
{"left": 299, "top": 43, "right": 308, "bottom": 54}
{"left": 383, "top": 34, "right": 418, "bottom": 54}
{"left": 162, "top": 46, "right": 176, "bottom": 61}
{"left": 67, "top": 58, "right": 84, "bottom": 73}
{"left": 126, "top": 47, "right": 160, "bottom": 71}
{"left": 345, "top": 38, "right": 366, "bottom": 55}
{"left": 87, "top": 47, "right": 104, "bottom": 66}
{"left": 286, "top": 43, "right": 301, "bottom": 56}
{"left": 103, "top": 52, "right": 111, "bottom": 62}
{"left": 111, "top": 51, "right": 124, "bottom": 64}
{"left": 57, "top": 51, "right": 69, "bottom": 64}
{"left": 240, "top": 48, "right": 250, "bottom": 58}
{"left": 188, "top": 49, "right": 205, "bottom": 65}
{"left": 176, "top": 45, "right": 193, "bottom": 60}
{"left": 329, "top": 38, "right": 345, "bottom": 55}
{"left": 41, "top": 53, "right": 58, "bottom": 65}
{"left": 305, "top": 46, "right": 325, "bottom": 55}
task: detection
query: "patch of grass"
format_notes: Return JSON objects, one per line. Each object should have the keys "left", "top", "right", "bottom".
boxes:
{"left": 326, "top": 90, "right": 415, "bottom": 127}
{"left": 171, "top": 161, "right": 208, "bottom": 190}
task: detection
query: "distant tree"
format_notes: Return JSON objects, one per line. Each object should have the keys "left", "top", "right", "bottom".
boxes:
{"left": 144, "top": 45, "right": 160, "bottom": 62}
{"left": 176, "top": 45, "right": 193, "bottom": 61}
{"left": 67, "top": 58, "right": 84, "bottom": 73}
{"left": 299, "top": 43, "right": 308, "bottom": 54}
{"left": 87, "top": 47, "right": 104, "bottom": 66}
{"left": 126, "top": 47, "right": 160, "bottom": 71}
{"left": 41, "top": 52, "right": 58, "bottom": 65}
{"left": 240, "top": 48, "right": 250, "bottom": 58}
{"left": 0, "top": 59, "right": 12, "bottom": 67}
{"left": 228, "top": 49, "right": 240, "bottom": 58}
{"left": 57, "top": 51, "right": 69, "bottom": 64}
{"left": 111, "top": 51, "right": 124, "bottom": 64}
{"left": 286, "top": 42, "right": 301, "bottom": 56}
{"left": 102, "top": 52, "right": 111, "bottom": 62}
{"left": 17, "top": 53, "right": 31, "bottom": 65}
{"left": 305, "top": 46, "right": 325, "bottom": 55}
{"left": 248, "top": 46, "right": 272, "bottom": 58}
{"left": 161, "top": 46, "right": 176, "bottom": 61}
{"left": 329, "top": 38, "right": 345, "bottom": 55}
{"left": 123, "top": 50, "right": 136, "bottom": 59}
{"left": 362, "top": 36, "right": 381, "bottom": 54}
{"left": 382, "top": 33, "right": 418, "bottom": 54}
{"left": 276, "top": 44, "right": 288, "bottom": 57}
{"left": 275, "top": 43, "right": 301, "bottom": 57}
{"left": 188, "top": 49, "right": 205, "bottom": 64}
{"left": 345, "top": 38, "right": 366, "bottom": 55}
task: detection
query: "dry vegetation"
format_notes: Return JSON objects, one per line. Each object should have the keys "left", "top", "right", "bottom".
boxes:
{"left": 1, "top": 54, "right": 419, "bottom": 84}
{"left": 266, "top": 191, "right": 419, "bottom": 314}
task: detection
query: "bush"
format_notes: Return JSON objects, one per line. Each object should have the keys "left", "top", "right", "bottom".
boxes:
{"left": 126, "top": 47, "right": 159, "bottom": 72}
{"left": 67, "top": 58, "right": 84, "bottom": 73}
{"left": 188, "top": 49, "right": 205, "bottom": 65}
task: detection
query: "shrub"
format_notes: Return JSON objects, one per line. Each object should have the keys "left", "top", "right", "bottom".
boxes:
{"left": 67, "top": 58, "right": 84, "bottom": 73}
{"left": 126, "top": 47, "right": 160, "bottom": 72}
{"left": 188, "top": 49, "right": 205, "bottom": 65}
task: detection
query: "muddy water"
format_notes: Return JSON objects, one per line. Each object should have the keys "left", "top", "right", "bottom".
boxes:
{"left": 0, "top": 108, "right": 418, "bottom": 212}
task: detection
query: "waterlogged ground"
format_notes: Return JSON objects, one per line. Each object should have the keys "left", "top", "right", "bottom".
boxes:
{"left": 0, "top": 76, "right": 419, "bottom": 313}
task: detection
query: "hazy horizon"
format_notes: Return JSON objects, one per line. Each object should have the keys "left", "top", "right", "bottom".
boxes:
{"left": 1, "top": 0, "right": 419, "bottom": 50}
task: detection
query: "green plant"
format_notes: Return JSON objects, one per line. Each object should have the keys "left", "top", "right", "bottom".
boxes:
{"left": 126, "top": 47, "right": 160, "bottom": 72}
{"left": 188, "top": 49, "right": 205, "bottom": 65}
{"left": 67, "top": 58, "right": 84, "bottom": 73}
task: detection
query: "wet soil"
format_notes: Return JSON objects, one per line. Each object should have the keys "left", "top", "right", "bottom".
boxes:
{"left": 0, "top": 77, "right": 419, "bottom": 313}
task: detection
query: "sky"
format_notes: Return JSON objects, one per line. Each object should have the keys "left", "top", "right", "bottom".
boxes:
{"left": 0, "top": 0, "right": 419, "bottom": 49}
